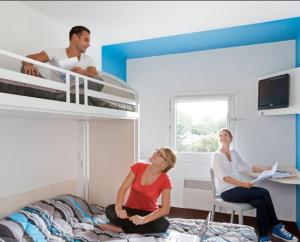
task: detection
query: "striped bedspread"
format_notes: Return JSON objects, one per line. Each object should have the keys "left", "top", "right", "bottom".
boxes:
{"left": 0, "top": 194, "right": 257, "bottom": 241}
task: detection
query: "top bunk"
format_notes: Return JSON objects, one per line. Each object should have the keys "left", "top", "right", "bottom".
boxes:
{"left": 0, "top": 49, "right": 138, "bottom": 120}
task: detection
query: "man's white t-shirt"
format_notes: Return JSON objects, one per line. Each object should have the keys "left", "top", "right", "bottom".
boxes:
{"left": 211, "top": 149, "right": 252, "bottom": 194}
{"left": 44, "top": 48, "right": 95, "bottom": 83}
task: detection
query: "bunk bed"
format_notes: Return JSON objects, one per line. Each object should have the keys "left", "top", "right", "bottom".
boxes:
{"left": 0, "top": 50, "right": 257, "bottom": 242}
{"left": 0, "top": 48, "right": 140, "bottom": 237}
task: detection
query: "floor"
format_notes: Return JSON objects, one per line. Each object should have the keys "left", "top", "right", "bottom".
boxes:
{"left": 169, "top": 207, "right": 300, "bottom": 242}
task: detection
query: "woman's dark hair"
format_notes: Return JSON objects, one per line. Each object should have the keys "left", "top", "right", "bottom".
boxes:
{"left": 69, "top": 26, "right": 90, "bottom": 41}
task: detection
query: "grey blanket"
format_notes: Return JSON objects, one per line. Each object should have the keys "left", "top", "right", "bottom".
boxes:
{"left": 0, "top": 194, "right": 257, "bottom": 242}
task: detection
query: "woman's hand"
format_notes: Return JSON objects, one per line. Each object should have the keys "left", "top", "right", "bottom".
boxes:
{"left": 253, "top": 165, "right": 271, "bottom": 173}
{"left": 224, "top": 176, "right": 253, "bottom": 189}
{"left": 115, "top": 208, "right": 128, "bottom": 219}
{"left": 129, "top": 215, "right": 146, "bottom": 225}
{"left": 241, "top": 181, "right": 253, "bottom": 189}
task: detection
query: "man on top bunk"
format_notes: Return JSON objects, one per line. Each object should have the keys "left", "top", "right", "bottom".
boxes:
{"left": 23, "top": 26, "right": 97, "bottom": 80}
{"left": 19, "top": 26, "right": 103, "bottom": 103}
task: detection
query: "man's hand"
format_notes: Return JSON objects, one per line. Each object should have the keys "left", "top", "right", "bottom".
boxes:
{"left": 115, "top": 208, "right": 128, "bottom": 219}
{"left": 71, "top": 66, "right": 86, "bottom": 75}
{"left": 129, "top": 215, "right": 146, "bottom": 225}
{"left": 23, "top": 63, "right": 40, "bottom": 76}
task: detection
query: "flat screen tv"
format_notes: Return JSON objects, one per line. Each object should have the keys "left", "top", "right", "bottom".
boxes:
{"left": 258, "top": 73, "right": 290, "bottom": 110}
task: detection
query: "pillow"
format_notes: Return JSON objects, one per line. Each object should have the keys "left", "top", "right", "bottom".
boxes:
{"left": 0, "top": 220, "right": 24, "bottom": 241}
{"left": 55, "top": 195, "right": 93, "bottom": 224}
{"left": 0, "top": 238, "right": 19, "bottom": 242}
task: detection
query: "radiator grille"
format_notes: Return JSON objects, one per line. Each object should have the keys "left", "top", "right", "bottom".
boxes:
{"left": 183, "top": 179, "right": 213, "bottom": 210}
{"left": 184, "top": 179, "right": 212, "bottom": 190}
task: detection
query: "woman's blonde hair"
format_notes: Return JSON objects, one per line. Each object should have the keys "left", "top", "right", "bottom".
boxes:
{"left": 161, "top": 147, "right": 176, "bottom": 173}
{"left": 219, "top": 128, "right": 233, "bottom": 141}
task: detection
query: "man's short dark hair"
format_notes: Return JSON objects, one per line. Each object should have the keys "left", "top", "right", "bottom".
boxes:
{"left": 69, "top": 26, "right": 90, "bottom": 41}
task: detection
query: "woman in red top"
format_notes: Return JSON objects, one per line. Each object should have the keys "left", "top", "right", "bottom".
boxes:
{"left": 101, "top": 147, "right": 176, "bottom": 234}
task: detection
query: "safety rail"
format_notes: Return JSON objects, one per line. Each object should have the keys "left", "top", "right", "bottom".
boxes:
{"left": 0, "top": 49, "right": 139, "bottom": 119}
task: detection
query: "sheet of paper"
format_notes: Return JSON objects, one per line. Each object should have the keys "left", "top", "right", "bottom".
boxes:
{"left": 59, "top": 57, "right": 78, "bottom": 70}
{"left": 107, "top": 240, "right": 128, "bottom": 242}
{"left": 272, "top": 171, "right": 293, "bottom": 179}
{"left": 164, "top": 231, "right": 180, "bottom": 242}
{"left": 129, "top": 237, "right": 157, "bottom": 242}
{"left": 173, "top": 234, "right": 199, "bottom": 242}
{"left": 251, "top": 162, "right": 278, "bottom": 184}
{"left": 165, "top": 232, "right": 199, "bottom": 242}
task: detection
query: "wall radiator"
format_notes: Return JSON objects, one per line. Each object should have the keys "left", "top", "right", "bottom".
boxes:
{"left": 183, "top": 178, "right": 213, "bottom": 210}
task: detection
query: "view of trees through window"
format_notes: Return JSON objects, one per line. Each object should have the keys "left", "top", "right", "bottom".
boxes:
{"left": 175, "top": 99, "right": 228, "bottom": 153}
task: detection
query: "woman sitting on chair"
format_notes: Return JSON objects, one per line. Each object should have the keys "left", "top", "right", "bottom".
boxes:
{"left": 101, "top": 147, "right": 176, "bottom": 234}
{"left": 212, "top": 129, "right": 298, "bottom": 242}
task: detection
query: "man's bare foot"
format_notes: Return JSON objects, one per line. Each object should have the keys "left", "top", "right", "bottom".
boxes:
{"left": 99, "top": 223, "right": 124, "bottom": 233}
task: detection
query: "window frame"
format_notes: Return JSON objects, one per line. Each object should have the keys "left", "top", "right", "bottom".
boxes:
{"left": 169, "top": 91, "right": 237, "bottom": 160}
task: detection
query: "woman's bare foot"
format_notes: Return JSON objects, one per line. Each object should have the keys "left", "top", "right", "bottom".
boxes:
{"left": 99, "top": 223, "right": 124, "bottom": 233}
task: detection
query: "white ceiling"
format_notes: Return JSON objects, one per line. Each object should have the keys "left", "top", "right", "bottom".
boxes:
{"left": 23, "top": 1, "right": 300, "bottom": 46}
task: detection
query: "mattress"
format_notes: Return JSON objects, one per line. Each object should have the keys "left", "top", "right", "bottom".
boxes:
{"left": 0, "top": 79, "right": 136, "bottom": 112}
{"left": 0, "top": 195, "right": 257, "bottom": 242}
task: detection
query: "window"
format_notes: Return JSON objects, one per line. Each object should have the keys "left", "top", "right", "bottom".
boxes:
{"left": 170, "top": 92, "right": 235, "bottom": 154}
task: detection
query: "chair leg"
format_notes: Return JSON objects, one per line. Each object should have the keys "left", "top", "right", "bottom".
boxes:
{"left": 211, "top": 204, "right": 216, "bottom": 221}
{"left": 230, "top": 210, "right": 235, "bottom": 223}
{"left": 238, "top": 211, "right": 243, "bottom": 224}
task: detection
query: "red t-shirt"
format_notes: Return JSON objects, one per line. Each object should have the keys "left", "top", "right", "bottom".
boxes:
{"left": 125, "top": 162, "right": 172, "bottom": 211}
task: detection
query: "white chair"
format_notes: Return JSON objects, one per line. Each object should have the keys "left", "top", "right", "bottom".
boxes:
{"left": 210, "top": 168, "right": 255, "bottom": 224}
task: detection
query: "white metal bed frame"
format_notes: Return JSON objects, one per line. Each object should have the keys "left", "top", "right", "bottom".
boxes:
{"left": 0, "top": 49, "right": 138, "bottom": 120}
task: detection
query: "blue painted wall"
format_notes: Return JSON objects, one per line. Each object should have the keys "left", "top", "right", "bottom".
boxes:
{"left": 296, "top": 113, "right": 300, "bottom": 229}
{"left": 102, "top": 16, "right": 300, "bottom": 227}
{"left": 102, "top": 17, "right": 300, "bottom": 81}
{"left": 296, "top": 36, "right": 300, "bottom": 229}
{"left": 102, "top": 46, "right": 127, "bottom": 81}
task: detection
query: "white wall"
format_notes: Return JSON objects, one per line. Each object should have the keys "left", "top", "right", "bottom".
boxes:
{"left": 0, "top": 2, "right": 101, "bottom": 71}
{"left": 0, "top": 2, "right": 68, "bottom": 71}
{"left": 87, "top": 45, "right": 102, "bottom": 71}
{"left": 127, "top": 40, "right": 296, "bottom": 221}
{"left": 0, "top": 117, "right": 82, "bottom": 199}
{"left": 0, "top": 2, "right": 84, "bottom": 200}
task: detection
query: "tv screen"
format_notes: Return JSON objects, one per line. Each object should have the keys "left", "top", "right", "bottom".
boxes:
{"left": 258, "top": 74, "right": 290, "bottom": 110}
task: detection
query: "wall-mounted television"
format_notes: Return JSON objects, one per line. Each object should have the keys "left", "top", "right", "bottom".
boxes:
{"left": 258, "top": 73, "right": 290, "bottom": 110}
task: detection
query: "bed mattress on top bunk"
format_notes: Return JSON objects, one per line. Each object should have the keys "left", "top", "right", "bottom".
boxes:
{"left": 0, "top": 194, "right": 257, "bottom": 242}
{"left": 0, "top": 79, "right": 135, "bottom": 112}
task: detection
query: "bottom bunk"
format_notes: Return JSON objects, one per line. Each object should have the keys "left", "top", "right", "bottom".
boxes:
{"left": 0, "top": 194, "right": 257, "bottom": 242}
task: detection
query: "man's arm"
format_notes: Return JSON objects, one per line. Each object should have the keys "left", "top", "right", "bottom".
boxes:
{"left": 86, "top": 66, "right": 98, "bottom": 77}
{"left": 71, "top": 66, "right": 98, "bottom": 77}
{"left": 22, "top": 51, "right": 49, "bottom": 76}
